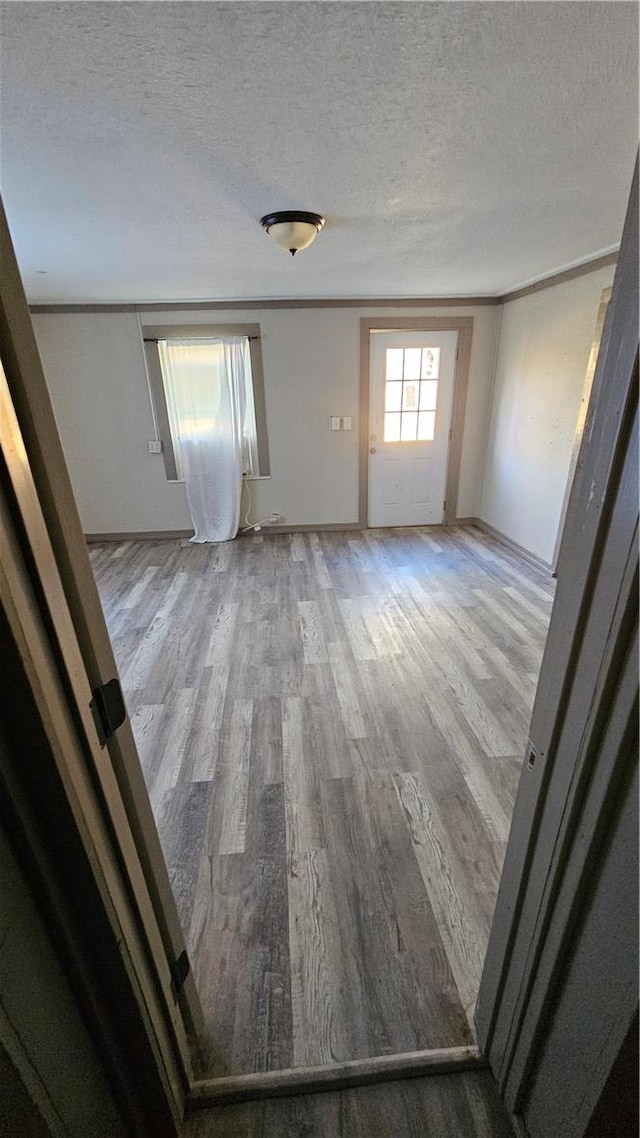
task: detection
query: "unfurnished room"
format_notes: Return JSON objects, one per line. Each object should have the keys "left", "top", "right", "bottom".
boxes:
{"left": 0, "top": 3, "right": 638, "bottom": 1137}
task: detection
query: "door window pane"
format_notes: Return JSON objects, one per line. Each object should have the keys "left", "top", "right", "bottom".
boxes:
{"left": 384, "top": 412, "right": 401, "bottom": 442}
{"left": 401, "top": 411, "right": 418, "bottom": 441}
{"left": 418, "top": 411, "right": 436, "bottom": 440}
{"left": 382, "top": 344, "right": 442, "bottom": 443}
{"left": 385, "top": 382, "right": 402, "bottom": 412}
{"left": 386, "top": 349, "right": 404, "bottom": 381}
{"left": 419, "top": 380, "right": 438, "bottom": 411}
{"left": 402, "top": 381, "right": 419, "bottom": 411}
{"left": 421, "top": 348, "right": 440, "bottom": 378}
{"left": 403, "top": 348, "right": 422, "bottom": 380}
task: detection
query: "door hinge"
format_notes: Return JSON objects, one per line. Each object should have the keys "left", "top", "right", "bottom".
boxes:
{"left": 170, "top": 949, "right": 191, "bottom": 999}
{"left": 90, "top": 678, "right": 126, "bottom": 747}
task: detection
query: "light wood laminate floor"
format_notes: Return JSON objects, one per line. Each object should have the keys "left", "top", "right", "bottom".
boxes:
{"left": 90, "top": 526, "right": 553, "bottom": 1077}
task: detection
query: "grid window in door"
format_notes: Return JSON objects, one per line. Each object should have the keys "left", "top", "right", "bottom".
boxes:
{"left": 384, "top": 347, "right": 441, "bottom": 442}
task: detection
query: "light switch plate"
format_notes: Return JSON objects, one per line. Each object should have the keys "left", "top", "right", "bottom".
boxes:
{"left": 330, "top": 416, "right": 341, "bottom": 431}
{"left": 342, "top": 416, "right": 353, "bottom": 431}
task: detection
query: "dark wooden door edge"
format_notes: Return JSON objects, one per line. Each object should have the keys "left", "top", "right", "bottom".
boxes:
{"left": 187, "top": 1045, "right": 484, "bottom": 1109}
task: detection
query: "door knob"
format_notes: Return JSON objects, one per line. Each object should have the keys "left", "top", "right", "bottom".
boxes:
{"left": 369, "top": 447, "right": 377, "bottom": 454}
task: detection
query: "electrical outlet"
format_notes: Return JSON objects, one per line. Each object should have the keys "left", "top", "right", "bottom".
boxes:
{"left": 342, "top": 416, "right": 353, "bottom": 431}
{"left": 148, "top": 439, "right": 162, "bottom": 454}
{"left": 269, "top": 512, "right": 283, "bottom": 523}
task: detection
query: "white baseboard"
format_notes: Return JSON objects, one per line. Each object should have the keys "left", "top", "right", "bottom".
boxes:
{"left": 85, "top": 530, "right": 194, "bottom": 542}
{"left": 461, "top": 518, "right": 553, "bottom": 574}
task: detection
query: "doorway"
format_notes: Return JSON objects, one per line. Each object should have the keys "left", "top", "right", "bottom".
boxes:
{"left": 368, "top": 330, "right": 458, "bottom": 527}
{"left": 358, "top": 317, "right": 474, "bottom": 529}
{"left": 1, "top": 160, "right": 635, "bottom": 1125}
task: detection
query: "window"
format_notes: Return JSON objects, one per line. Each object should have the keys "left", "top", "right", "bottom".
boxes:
{"left": 142, "top": 323, "right": 270, "bottom": 481}
{"left": 158, "top": 338, "right": 258, "bottom": 480}
{"left": 383, "top": 345, "right": 440, "bottom": 443}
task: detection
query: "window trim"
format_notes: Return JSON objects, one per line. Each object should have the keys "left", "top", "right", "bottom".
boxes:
{"left": 142, "top": 323, "right": 270, "bottom": 482}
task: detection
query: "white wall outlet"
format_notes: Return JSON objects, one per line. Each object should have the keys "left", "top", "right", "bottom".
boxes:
{"left": 147, "top": 439, "right": 162, "bottom": 453}
{"left": 269, "top": 512, "right": 283, "bottom": 523}
{"left": 342, "top": 416, "right": 353, "bottom": 431}
{"left": 330, "top": 416, "right": 341, "bottom": 431}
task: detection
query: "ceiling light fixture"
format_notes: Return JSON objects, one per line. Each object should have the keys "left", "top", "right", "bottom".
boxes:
{"left": 260, "top": 210, "right": 325, "bottom": 257}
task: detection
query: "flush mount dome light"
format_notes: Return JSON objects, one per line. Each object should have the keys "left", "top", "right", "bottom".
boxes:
{"left": 260, "top": 211, "right": 325, "bottom": 257}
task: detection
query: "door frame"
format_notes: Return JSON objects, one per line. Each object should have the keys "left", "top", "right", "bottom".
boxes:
{"left": 1, "top": 152, "right": 635, "bottom": 1127}
{"left": 0, "top": 198, "right": 202, "bottom": 1124}
{"left": 359, "top": 316, "right": 474, "bottom": 527}
{"left": 476, "top": 159, "right": 638, "bottom": 1131}
{"left": 0, "top": 360, "right": 186, "bottom": 1134}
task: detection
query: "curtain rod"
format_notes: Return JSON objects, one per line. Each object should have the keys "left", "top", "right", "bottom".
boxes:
{"left": 143, "top": 335, "right": 260, "bottom": 343}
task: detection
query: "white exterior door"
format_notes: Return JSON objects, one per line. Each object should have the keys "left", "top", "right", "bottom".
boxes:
{"left": 367, "top": 330, "right": 458, "bottom": 527}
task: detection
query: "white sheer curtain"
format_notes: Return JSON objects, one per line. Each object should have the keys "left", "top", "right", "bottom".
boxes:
{"left": 158, "top": 337, "right": 250, "bottom": 543}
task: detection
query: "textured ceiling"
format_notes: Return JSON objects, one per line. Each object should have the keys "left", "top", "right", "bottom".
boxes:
{"left": 1, "top": 1, "right": 637, "bottom": 303}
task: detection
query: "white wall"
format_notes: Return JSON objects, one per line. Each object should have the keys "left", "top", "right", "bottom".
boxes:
{"left": 479, "top": 266, "right": 615, "bottom": 565}
{"left": 32, "top": 312, "right": 192, "bottom": 534}
{"left": 32, "top": 304, "right": 498, "bottom": 535}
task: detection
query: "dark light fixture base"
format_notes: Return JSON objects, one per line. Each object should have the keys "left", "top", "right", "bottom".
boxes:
{"left": 260, "top": 211, "right": 325, "bottom": 233}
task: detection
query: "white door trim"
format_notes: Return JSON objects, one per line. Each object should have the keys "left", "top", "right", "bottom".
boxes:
{"left": 359, "top": 317, "right": 474, "bottom": 527}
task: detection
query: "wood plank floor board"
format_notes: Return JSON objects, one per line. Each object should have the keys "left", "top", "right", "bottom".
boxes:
{"left": 119, "top": 572, "right": 189, "bottom": 691}
{"left": 194, "top": 779, "right": 294, "bottom": 1076}
{"left": 399, "top": 619, "right": 516, "bottom": 760}
{"left": 302, "top": 671, "right": 352, "bottom": 781}
{"left": 216, "top": 698, "right": 254, "bottom": 856}
{"left": 142, "top": 582, "right": 214, "bottom": 703}
{"left": 327, "top": 640, "right": 375, "bottom": 741}
{"left": 375, "top": 676, "right": 505, "bottom": 930}
{"left": 290, "top": 532, "right": 307, "bottom": 562}
{"left": 181, "top": 665, "right": 231, "bottom": 783}
{"left": 287, "top": 846, "right": 347, "bottom": 1068}
{"left": 477, "top": 640, "right": 539, "bottom": 708}
{"left": 281, "top": 696, "right": 325, "bottom": 860}
{"left": 502, "top": 584, "right": 553, "bottom": 627}
{"left": 298, "top": 600, "right": 329, "bottom": 664}
{"left": 230, "top": 779, "right": 293, "bottom": 1076}
{"left": 320, "top": 775, "right": 470, "bottom": 1057}
{"left": 128, "top": 700, "right": 166, "bottom": 774}
{"left": 91, "top": 526, "right": 552, "bottom": 1078}
{"left": 250, "top": 696, "right": 284, "bottom": 788}
{"left": 189, "top": 855, "right": 244, "bottom": 1073}
{"left": 475, "top": 673, "right": 537, "bottom": 754}
{"left": 392, "top": 771, "right": 492, "bottom": 1028}
{"left": 158, "top": 779, "right": 213, "bottom": 933}
{"left": 475, "top": 752, "right": 524, "bottom": 822}
{"left": 146, "top": 685, "right": 199, "bottom": 814}
{"left": 456, "top": 601, "right": 543, "bottom": 681}
{"left": 306, "top": 587, "right": 348, "bottom": 651}
{"left": 205, "top": 602, "right": 240, "bottom": 668}
{"left": 182, "top": 1069, "right": 516, "bottom": 1137}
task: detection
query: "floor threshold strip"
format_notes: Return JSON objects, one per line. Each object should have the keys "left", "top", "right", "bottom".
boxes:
{"left": 188, "top": 1045, "right": 485, "bottom": 1109}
